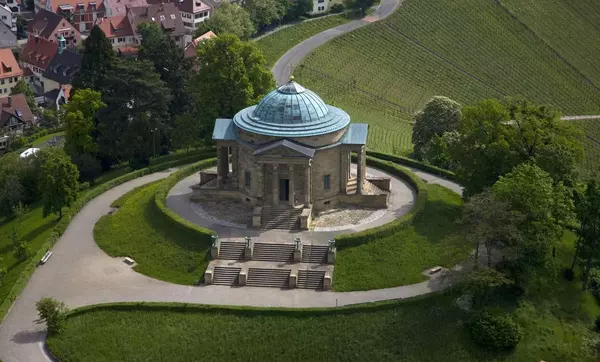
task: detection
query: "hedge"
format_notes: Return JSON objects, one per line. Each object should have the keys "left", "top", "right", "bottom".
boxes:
{"left": 366, "top": 151, "right": 456, "bottom": 181}
{"left": 0, "top": 156, "right": 213, "bottom": 323}
{"left": 334, "top": 156, "right": 429, "bottom": 249}
{"left": 153, "top": 158, "right": 217, "bottom": 244}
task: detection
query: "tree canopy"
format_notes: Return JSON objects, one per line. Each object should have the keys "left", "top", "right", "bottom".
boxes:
{"left": 411, "top": 96, "right": 461, "bottom": 160}
{"left": 11, "top": 79, "right": 36, "bottom": 111}
{"left": 39, "top": 148, "right": 79, "bottom": 218}
{"left": 243, "top": 0, "right": 287, "bottom": 30}
{"left": 197, "top": 2, "right": 255, "bottom": 39}
{"left": 190, "top": 34, "right": 274, "bottom": 140}
{"left": 73, "top": 25, "right": 114, "bottom": 91}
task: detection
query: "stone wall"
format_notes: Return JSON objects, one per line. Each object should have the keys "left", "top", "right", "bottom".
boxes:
{"left": 312, "top": 146, "right": 342, "bottom": 202}
{"left": 237, "top": 127, "right": 347, "bottom": 148}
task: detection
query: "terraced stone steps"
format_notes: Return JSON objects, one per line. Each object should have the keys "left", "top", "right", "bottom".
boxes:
{"left": 297, "top": 270, "right": 325, "bottom": 289}
{"left": 261, "top": 206, "right": 302, "bottom": 230}
{"left": 346, "top": 178, "right": 358, "bottom": 194}
{"left": 218, "top": 241, "right": 245, "bottom": 260}
{"left": 247, "top": 268, "right": 291, "bottom": 288}
{"left": 212, "top": 267, "right": 241, "bottom": 286}
{"left": 253, "top": 243, "right": 295, "bottom": 262}
{"left": 301, "top": 245, "right": 328, "bottom": 264}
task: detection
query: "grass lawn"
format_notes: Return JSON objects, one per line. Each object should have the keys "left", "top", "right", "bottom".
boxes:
{"left": 47, "top": 230, "right": 600, "bottom": 362}
{"left": 94, "top": 182, "right": 211, "bottom": 285}
{"left": 295, "top": 0, "right": 600, "bottom": 155}
{"left": 255, "top": 15, "right": 350, "bottom": 67}
{"left": 0, "top": 207, "right": 58, "bottom": 305}
{"left": 31, "top": 132, "right": 65, "bottom": 147}
{"left": 335, "top": 183, "right": 469, "bottom": 291}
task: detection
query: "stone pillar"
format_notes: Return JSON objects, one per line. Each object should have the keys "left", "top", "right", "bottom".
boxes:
{"left": 231, "top": 146, "right": 238, "bottom": 189}
{"left": 216, "top": 143, "right": 222, "bottom": 188}
{"left": 288, "top": 164, "right": 295, "bottom": 207}
{"left": 357, "top": 146, "right": 365, "bottom": 194}
{"left": 217, "top": 146, "right": 229, "bottom": 189}
{"left": 272, "top": 164, "right": 279, "bottom": 205}
{"left": 304, "top": 163, "right": 311, "bottom": 205}
{"left": 257, "top": 164, "right": 264, "bottom": 199}
{"left": 340, "top": 150, "right": 348, "bottom": 193}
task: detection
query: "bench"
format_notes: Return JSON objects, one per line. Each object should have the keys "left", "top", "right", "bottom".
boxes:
{"left": 124, "top": 257, "right": 135, "bottom": 265}
{"left": 40, "top": 251, "right": 53, "bottom": 265}
{"left": 429, "top": 266, "right": 442, "bottom": 274}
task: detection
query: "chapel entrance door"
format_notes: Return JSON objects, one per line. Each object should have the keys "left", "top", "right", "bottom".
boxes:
{"left": 279, "top": 179, "right": 289, "bottom": 202}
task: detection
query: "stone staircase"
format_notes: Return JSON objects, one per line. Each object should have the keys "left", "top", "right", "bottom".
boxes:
{"left": 261, "top": 206, "right": 302, "bottom": 230}
{"left": 347, "top": 178, "right": 388, "bottom": 195}
{"left": 346, "top": 178, "right": 358, "bottom": 194}
{"left": 247, "top": 268, "right": 291, "bottom": 288}
{"left": 253, "top": 243, "right": 295, "bottom": 262}
{"left": 301, "top": 245, "right": 328, "bottom": 264}
{"left": 218, "top": 241, "right": 245, "bottom": 260}
{"left": 212, "top": 267, "right": 241, "bottom": 286}
{"left": 297, "top": 270, "right": 325, "bottom": 289}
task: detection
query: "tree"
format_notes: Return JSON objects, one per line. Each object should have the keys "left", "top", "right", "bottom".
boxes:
{"left": 198, "top": 3, "right": 255, "bottom": 39}
{"left": 39, "top": 149, "right": 79, "bottom": 218}
{"left": 98, "top": 58, "right": 171, "bottom": 169}
{"left": 412, "top": 96, "right": 462, "bottom": 160}
{"left": 492, "top": 163, "right": 572, "bottom": 282}
{"left": 447, "top": 99, "right": 583, "bottom": 196}
{"left": 10, "top": 79, "right": 36, "bottom": 110}
{"left": 244, "top": 0, "right": 287, "bottom": 30}
{"left": 36, "top": 297, "right": 69, "bottom": 335}
{"left": 10, "top": 202, "right": 29, "bottom": 260}
{"left": 191, "top": 34, "right": 274, "bottom": 140}
{"left": 467, "top": 267, "right": 513, "bottom": 308}
{"left": 575, "top": 180, "right": 600, "bottom": 291}
{"left": 172, "top": 113, "right": 201, "bottom": 153}
{"left": 73, "top": 25, "right": 115, "bottom": 91}
{"left": 286, "top": 0, "right": 312, "bottom": 20}
{"left": 461, "top": 190, "right": 523, "bottom": 268}
{"left": 138, "top": 23, "right": 193, "bottom": 118}
{"left": 349, "top": 0, "right": 375, "bottom": 12}
{"left": 0, "top": 174, "right": 24, "bottom": 217}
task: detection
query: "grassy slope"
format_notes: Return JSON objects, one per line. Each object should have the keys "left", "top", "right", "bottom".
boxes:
{"left": 295, "top": 0, "right": 600, "bottom": 155}
{"left": 47, "top": 233, "right": 600, "bottom": 362}
{"left": 335, "top": 184, "right": 469, "bottom": 291}
{"left": 94, "top": 182, "right": 210, "bottom": 285}
{"left": 31, "top": 132, "right": 65, "bottom": 147}
{"left": 256, "top": 15, "right": 351, "bottom": 67}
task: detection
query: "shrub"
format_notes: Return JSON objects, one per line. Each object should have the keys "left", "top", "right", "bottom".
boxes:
{"left": 469, "top": 311, "right": 522, "bottom": 351}
{"left": 330, "top": 3, "right": 344, "bottom": 13}
{"left": 36, "top": 297, "right": 69, "bottom": 334}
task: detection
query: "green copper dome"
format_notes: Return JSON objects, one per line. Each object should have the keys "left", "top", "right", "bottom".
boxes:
{"left": 233, "top": 80, "right": 350, "bottom": 138}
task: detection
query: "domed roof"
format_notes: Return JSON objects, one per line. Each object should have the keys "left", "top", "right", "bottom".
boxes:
{"left": 233, "top": 80, "right": 350, "bottom": 138}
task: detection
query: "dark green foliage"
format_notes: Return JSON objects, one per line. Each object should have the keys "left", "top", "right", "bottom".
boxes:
{"left": 36, "top": 297, "right": 69, "bottom": 335}
{"left": 39, "top": 149, "right": 80, "bottom": 218}
{"left": 73, "top": 25, "right": 115, "bottom": 91}
{"left": 469, "top": 311, "right": 522, "bottom": 351}
{"left": 190, "top": 34, "right": 273, "bottom": 140}
{"left": 286, "top": 0, "right": 312, "bottom": 20}
{"left": 244, "top": 0, "right": 287, "bottom": 30}
{"left": 563, "top": 268, "right": 575, "bottom": 281}
{"left": 349, "top": 0, "right": 375, "bottom": 10}
{"left": 330, "top": 3, "right": 345, "bottom": 13}
{"left": 10, "top": 79, "right": 36, "bottom": 111}
{"left": 198, "top": 2, "right": 255, "bottom": 39}
{"left": 412, "top": 97, "right": 461, "bottom": 160}
{"left": 595, "top": 315, "right": 600, "bottom": 332}
{"left": 575, "top": 181, "right": 600, "bottom": 291}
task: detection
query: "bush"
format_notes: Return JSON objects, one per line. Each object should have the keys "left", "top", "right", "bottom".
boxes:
{"left": 366, "top": 151, "right": 456, "bottom": 180}
{"left": 78, "top": 182, "right": 90, "bottom": 192}
{"left": 330, "top": 3, "right": 344, "bottom": 13}
{"left": 36, "top": 297, "right": 69, "bottom": 335}
{"left": 469, "top": 311, "right": 522, "bottom": 351}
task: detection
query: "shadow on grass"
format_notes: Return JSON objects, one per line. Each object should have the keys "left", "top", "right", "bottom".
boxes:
{"left": 20, "top": 219, "right": 58, "bottom": 245}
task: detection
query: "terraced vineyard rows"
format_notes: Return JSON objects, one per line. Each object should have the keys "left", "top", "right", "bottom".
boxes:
{"left": 295, "top": 0, "right": 600, "bottom": 154}
{"left": 573, "top": 119, "right": 600, "bottom": 180}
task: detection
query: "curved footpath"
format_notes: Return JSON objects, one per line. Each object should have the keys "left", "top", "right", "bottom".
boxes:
{"left": 0, "top": 165, "right": 462, "bottom": 362}
{"left": 272, "top": 0, "right": 401, "bottom": 85}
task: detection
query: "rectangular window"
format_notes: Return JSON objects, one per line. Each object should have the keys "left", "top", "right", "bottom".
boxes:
{"left": 245, "top": 171, "right": 251, "bottom": 187}
{"left": 0, "top": 79, "right": 4, "bottom": 85}
{"left": 118, "top": 37, "right": 125, "bottom": 42}
{"left": 324, "top": 175, "right": 330, "bottom": 190}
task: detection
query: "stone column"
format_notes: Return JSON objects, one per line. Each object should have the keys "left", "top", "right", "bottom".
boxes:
{"left": 231, "top": 146, "right": 238, "bottom": 189}
{"left": 216, "top": 143, "right": 222, "bottom": 189}
{"left": 304, "top": 163, "right": 311, "bottom": 205}
{"left": 340, "top": 149, "right": 348, "bottom": 193}
{"left": 272, "top": 164, "right": 279, "bottom": 205}
{"left": 357, "top": 146, "right": 365, "bottom": 194}
{"left": 257, "top": 163, "right": 264, "bottom": 200}
{"left": 288, "top": 164, "right": 295, "bottom": 207}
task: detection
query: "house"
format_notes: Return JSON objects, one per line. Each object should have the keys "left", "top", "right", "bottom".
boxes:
{"left": 183, "top": 30, "right": 214, "bottom": 58}
{"left": 41, "top": 37, "right": 79, "bottom": 94}
{"left": 127, "top": 2, "right": 188, "bottom": 48}
{"left": 0, "top": 48, "right": 22, "bottom": 95}
{"left": 43, "top": 83, "right": 70, "bottom": 108}
{"left": 0, "top": 4, "right": 16, "bottom": 32}
{"left": 0, "top": 93, "right": 36, "bottom": 135}
{"left": 20, "top": 37, "right": 58, "bottom": 90}
{"left": 28, "top": 9, "right": 82, "bottom": 48}
{"left": 176, "top": 0, "right": 212, "bottom": 31}
{"left": 103, "top": 0, "right": 147, "bottom": 17}
{"left": 38, "top": 0, "right": 105, "bottom": 33}
{"left": 95, "top": 15, "right": 136, "bottom": 50}
{"left": 4, "top": 0, "right": 20, "bottom": 13}
{"left": 0, "top": 22, "right": 16, "bottom": 48}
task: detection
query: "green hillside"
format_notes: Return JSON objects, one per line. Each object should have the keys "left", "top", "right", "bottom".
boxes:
{"left": 295, "top": 0, "right": 600, "bottom": 155}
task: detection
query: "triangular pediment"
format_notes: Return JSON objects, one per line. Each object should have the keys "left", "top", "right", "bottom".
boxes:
{"left": 253, "top": 139, "right": 315, "bottom": 158}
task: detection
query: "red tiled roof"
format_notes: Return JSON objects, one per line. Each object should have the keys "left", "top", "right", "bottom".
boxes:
{"left": 0, "top": 48, "right": 22, "bottom": 79}
{"left": 184, "top": 31, "right": 215, "bottom": 58}
{"left": 177, "top": 0, "right": 210, "bottom": 14}
{"left": 21, "top": 38, "right": 58, "bottom": 70}
{"left": 44, "top": 0, "right": 105, "bottom": 13}
{"left": 117, "top": 46, "right": 139, "bottom": 55}
{"left": 95, "top": 15, "right": 133, "bottom": 37}
{"left": 22, "top": 67, "right": 33, "bottom": 77}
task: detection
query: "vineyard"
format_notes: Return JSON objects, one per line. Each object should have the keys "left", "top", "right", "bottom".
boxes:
{"left": 255, "top": 15, "right": 350, "bottom": 67}
{"left": 295, "top": 0, "right": 600, "bottom": 155}
{"left": 573, "top": 119, "right": 600, "bottom": 180}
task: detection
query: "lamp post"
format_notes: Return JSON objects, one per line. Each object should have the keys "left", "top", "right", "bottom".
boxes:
{"left": 151, "top": 127, "right": 158, "bottom": 159}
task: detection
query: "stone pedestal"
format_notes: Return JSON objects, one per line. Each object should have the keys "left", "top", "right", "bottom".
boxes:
{"left": 293, "top": 248, "right": 302, "bottom": 262}
{"left": 252, "top": 206, "right": 262, "bottom": 228}
{"left": 323, "top": 271, "right": 332, "bottom": 290}
{"left": 327, "top": 248, "right": 337, "bottom": 264}
{"left": 210, "top": 245, "right": 219, "bottom": 259}
{"left": 245, "top": 246, "right": 253, "bottom": 260}
{"left": 239, "top": 271, "right": 247, "bottom": 286}
{"left": 204, "top": 267, "right": 214, "bottom": 285}
{"left": 289, "top": 272, "right": 297, "bottom": 288}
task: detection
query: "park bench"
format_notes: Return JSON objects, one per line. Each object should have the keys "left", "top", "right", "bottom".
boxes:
{"left": 124, "top": 257, "right": 135, "bottom": 265}
{"left": 429, "top": 266, "right": 442, "bottom": 274}
{"left": 40, "top": 251, "right": 53, "bottom": 265}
